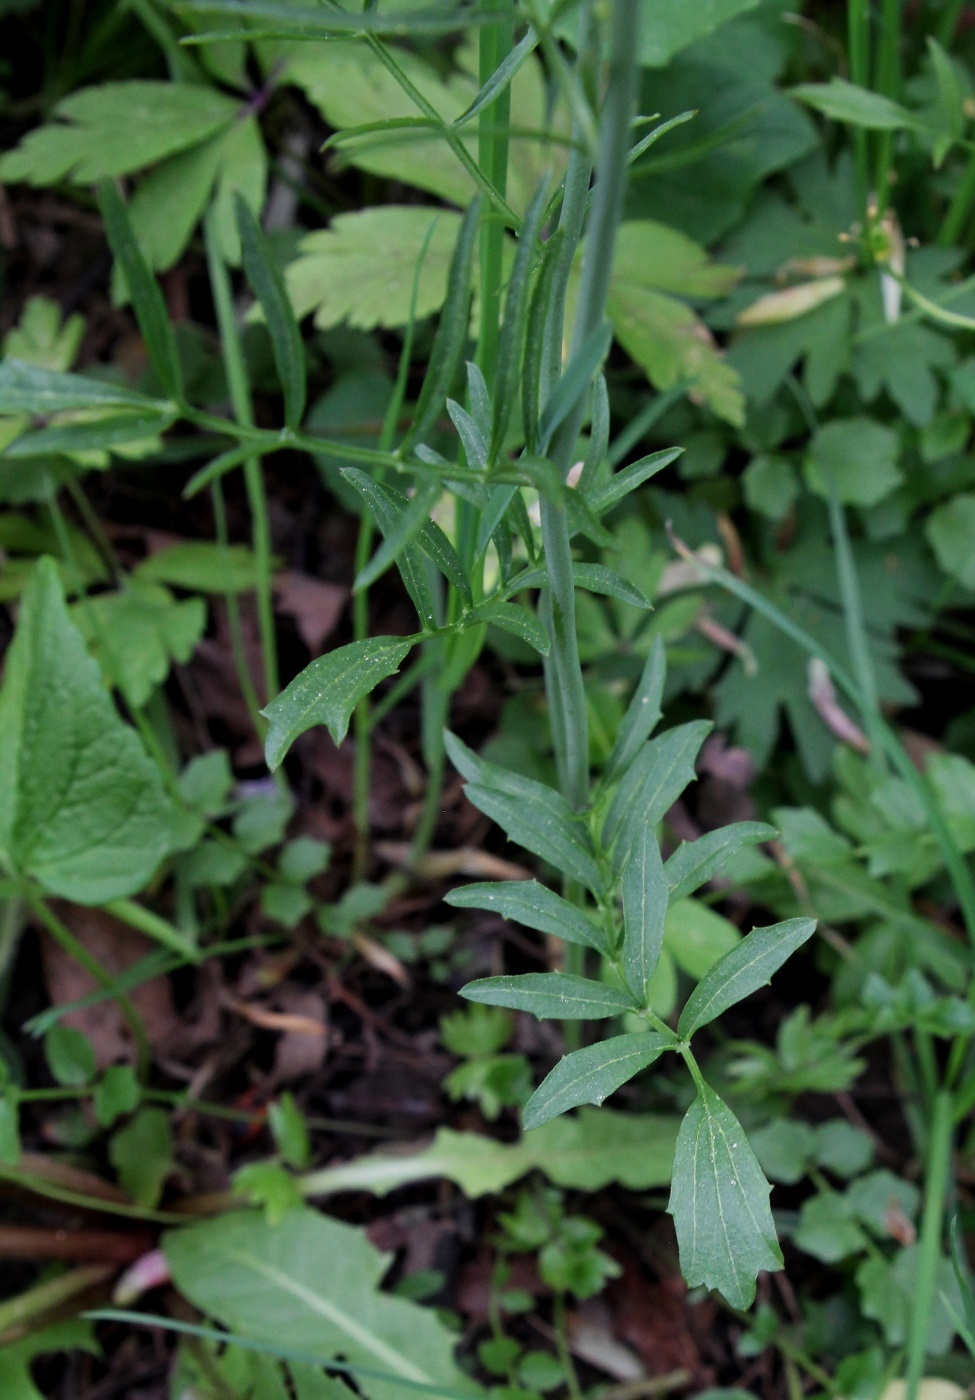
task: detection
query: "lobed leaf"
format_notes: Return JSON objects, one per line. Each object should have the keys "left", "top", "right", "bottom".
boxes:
{"left": 263, "top": 636, "right": 414, "bottom": 770}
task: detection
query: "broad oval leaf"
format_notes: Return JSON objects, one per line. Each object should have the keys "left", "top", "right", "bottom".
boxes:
{"left": 621, "top": 826, "right": 667, "bottom": 1003}
{"left": 263, "top": 637, "right": 414, "bottom": 770}
{"left": 677, "top": 917, "right": 816, "bottom": 1039}
{"left": 668, "top": 1084, "right": 782, "bottom": 1309}
{"left": 791, "top": 78, "right": 925, "bottom": 131}
{"left": 0, "top": 558, "right": 176, "bottom": 903}
{"left": 461, "top": 972, "right": 637, "bottom": 1020}
{"left": 445, "top": 879, "right": 610, "bottom": 955}
{"left": 665, "top": 821, "right": 776, "bottom": 903}
{"left": 523, "top": 1031, "right": 670, "bottom": 1129}
{"left": 164, "top": 1208, "right": 482, "bottom": 1400}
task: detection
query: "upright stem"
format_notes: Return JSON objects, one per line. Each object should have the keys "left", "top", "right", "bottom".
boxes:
{"left": 874, "top": 0, "right": 902, "bottom": 213}
{"left": 540, "top": 0, "right": 642, "bottom": 810}
{"left": 904, "top": 1088, "right": 954, "bottom": 1400}
{"left": 848, "top": 0, "right": 872, "bottom": 218}
{"left": 476, "top": 0, "right": 514, "bottom": 395}
{"left": 204, "top": 214, "right": 279, "bottom": 710}
{"left": 939, "top": 150, "right": 975, "bottom": 247}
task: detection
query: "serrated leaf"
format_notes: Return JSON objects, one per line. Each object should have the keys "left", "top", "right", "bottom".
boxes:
{"left": 621, "top": 826, "right": 668, "bottom": 1003}
{"left": 665, "top": 821, "right": 776, "bottom": 902}
{"left": 668, "top": 1084, "right": 782, "bottom": 1308}
{"left": 0, "top": 361, "right": 161, "bottom": 415}
{"left": 164, "top": 1208, "right": 481, "bottom": 1400}
{"left": 604, "top": 720, "right": 712, "bottom": 863}
{"left": 286, "top": 207, "right": 464, "bottom": 331}
{"left": 236, "top": 194, "right": 306, "bottom": 428}
{"left": 523, "top": 1031, "right": 670, "bottom": 1129}
{"left": 445, "top": 880, "right": 610, "bottom": 955}
{"left": 0, "top": 558, "right": 176, "bottom": 903}
{"left": 678, "top": 917, "right": 816, "bottom": 1039}
{"left": 461, "top": 972, "right": 636, "bottom": 1020}
{"left": 263, "top": 636, "right": 414, "bottom": 769}
{"left": 464, "top": 784, "right": 602, "bottom": 892}
{"left": 465, "top": 599, "right": 549, "bottom": 654}
{"left": 0, "top": 81, "right": 237, "bottom": 184}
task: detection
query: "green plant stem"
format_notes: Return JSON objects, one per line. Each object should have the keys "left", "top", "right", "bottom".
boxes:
{"left": 936, "top": 0, "right": 966, "bottom": 47}
{"left": 552, "top": 1292, "right": 585, "bottom": 1400}
{"left": 848, "top": 0, "right": 872, "bottom": 217}
{"left": 104, "top": 897, "right": 197, "bottom": 961}
{"left": 204, "top": 213, "right": 278, "bottom": 710}
{"left": 210, "top": 480, "right": 265, "bottom": 734}
{"left": 476, "top": 0, "right": 514, "bottom": 394}
{"left": 939, "top": 149, "right": 975, "bottom": 247}
{"left": 874, "top": 0, "right": 902, "bottom": 213}
{"left": 904, "top": 1088, "right": 954, "bottom": 1400}
{"left": 540, "top": 0, "right": 641, "bottom": 810}
{"left": 0, "top": 1263, "right": 114, "bottom": 1340}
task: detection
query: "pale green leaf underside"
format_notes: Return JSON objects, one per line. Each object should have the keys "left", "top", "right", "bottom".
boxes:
{"left": 523, "top": 1031, "right": 669, "bottom": 1129}
{"left": 263, "top": 636, "right": 414, "bottom": 769}
{"left": 164, "top": 1209, "right": 481, "bottom": 1400}
{"left": 668, "top": 1085, "right": 782, "bottom": 1309}
{"left": 0, "top": 557, "right": 176, "bottom": 902}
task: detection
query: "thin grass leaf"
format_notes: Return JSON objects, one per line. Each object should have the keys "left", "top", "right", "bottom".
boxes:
{"left": 538, "top": 322, "right": 612, "bottom": 454}
{"left": 628, "top": 109, "right": 696, "bottom": 164}
{"left": 97, "top": 181, "right": 183, "bottom": 403}
{"left": 235, "top": 194, "right": 306, "bottom": 429}
{"left": 465, "top": 361, "right": 491, "bottom": 439}
{"left": 355, "top": 481, "right": 441, "bottom": 593}
{"left": 447, "top": 398, "right": 488, "bottom": 471}
{"left": 605, "top": 637, "right": 665, "bottom": 782}
{"left": 453, "top": 27, "right": 540, "bottom": 128}
{"left": 491, "top": 181, "right": 549, "bottom": 462}
{"left": 461, "top": 971, "right": 637, "bottom": 1019}
{"left": 183, "top": 442, "right": 254, "bottom": 498}
{"left": 402, "top": 198, "right": 481, "bottom": 452}
{"left": 445, "top": 880, "right": 610, "bottom": 955}
{"left": 523, "top": 1032, "right": 670, "bottom": 1129}
{"left": 476, "top": 484, "right": 518, "bottom": 561}
{"left": 578, "top": 371, "right": 609, "bottom": 492}
{"left": 522, "top": 228, "right": 564, "bottom": 452}
{"left": 463, "top": 599, "right": 550, "bottom": 654}
{"left": 588, "top": 446, "right": 682, "bottom": 514}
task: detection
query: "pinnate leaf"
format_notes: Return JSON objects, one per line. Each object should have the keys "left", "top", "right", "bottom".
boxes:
{"left": 668, "top": 1084, "right": 782, "bottom": 1308}
{"left": 264, "top": 637, "right": 414, "bottom": 769}
{"left": 461, "top": 972, "right": 637, "bottom": 1020}
{"left": 523, "top": 1032, "right": 670, "bottom": 1129}
{"left": 678, "top": 917, "right": 816, "bottom": 1039}
{"left": 0, "top": 558, "right": 176, "bottom": 903}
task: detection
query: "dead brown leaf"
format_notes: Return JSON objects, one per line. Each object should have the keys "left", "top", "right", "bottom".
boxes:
{"left": 274, "top": 571, "right": 347, "bottom": 653}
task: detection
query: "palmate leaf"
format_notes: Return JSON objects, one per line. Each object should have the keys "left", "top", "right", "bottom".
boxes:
{"left": 164, "top": 1208, "right": 483, "bottom": 1400}
{"left": 0, "top": 558, "right": 177, "bottom": 903}
{"left": 264, "top": 637, "right": 415, "bottom": 769}
{"left": 70, "top": 581, "right": 207, "bottom": 708}
{"left": 523, "top": 1031, "right": 671, "bottom": 1129}
{"left": 668, "top": 1084, "right": 782, "bottom": 1309}
{"left": 0, "top": 81, "right": 238, "bottom": 184}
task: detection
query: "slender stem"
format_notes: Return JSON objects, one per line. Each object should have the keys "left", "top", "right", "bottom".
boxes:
{"left": 540, "top": 0, "right": 642, "bottom": 810}
{"left": 476, "top": 0, "right": 514, "bottom": 395}
{"left": 0, "top": 1264, "right": 114, "bottom": 1340}
{"left": 939, "top": 149, "right": 975, "bottom": 247}
{"left": 904, "top": 1089, "right": 954, "bottom": 1400}
{"left": 552, "top": 1292, "right": 585, "bottom": 1400}
{"left": 204, "top": 213, "right": 279, "bottom": 709}
{"left": 848, "top": 0, "right": 872, "bottom": 217}
{"left": 873, "top": 0, "right": 902, "bottom": 214}
{"left": 210, "top": 480, "right": 265, "bottom": 734}
{"left": 936, "top": 0, "right": 966, "bottom": 46}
